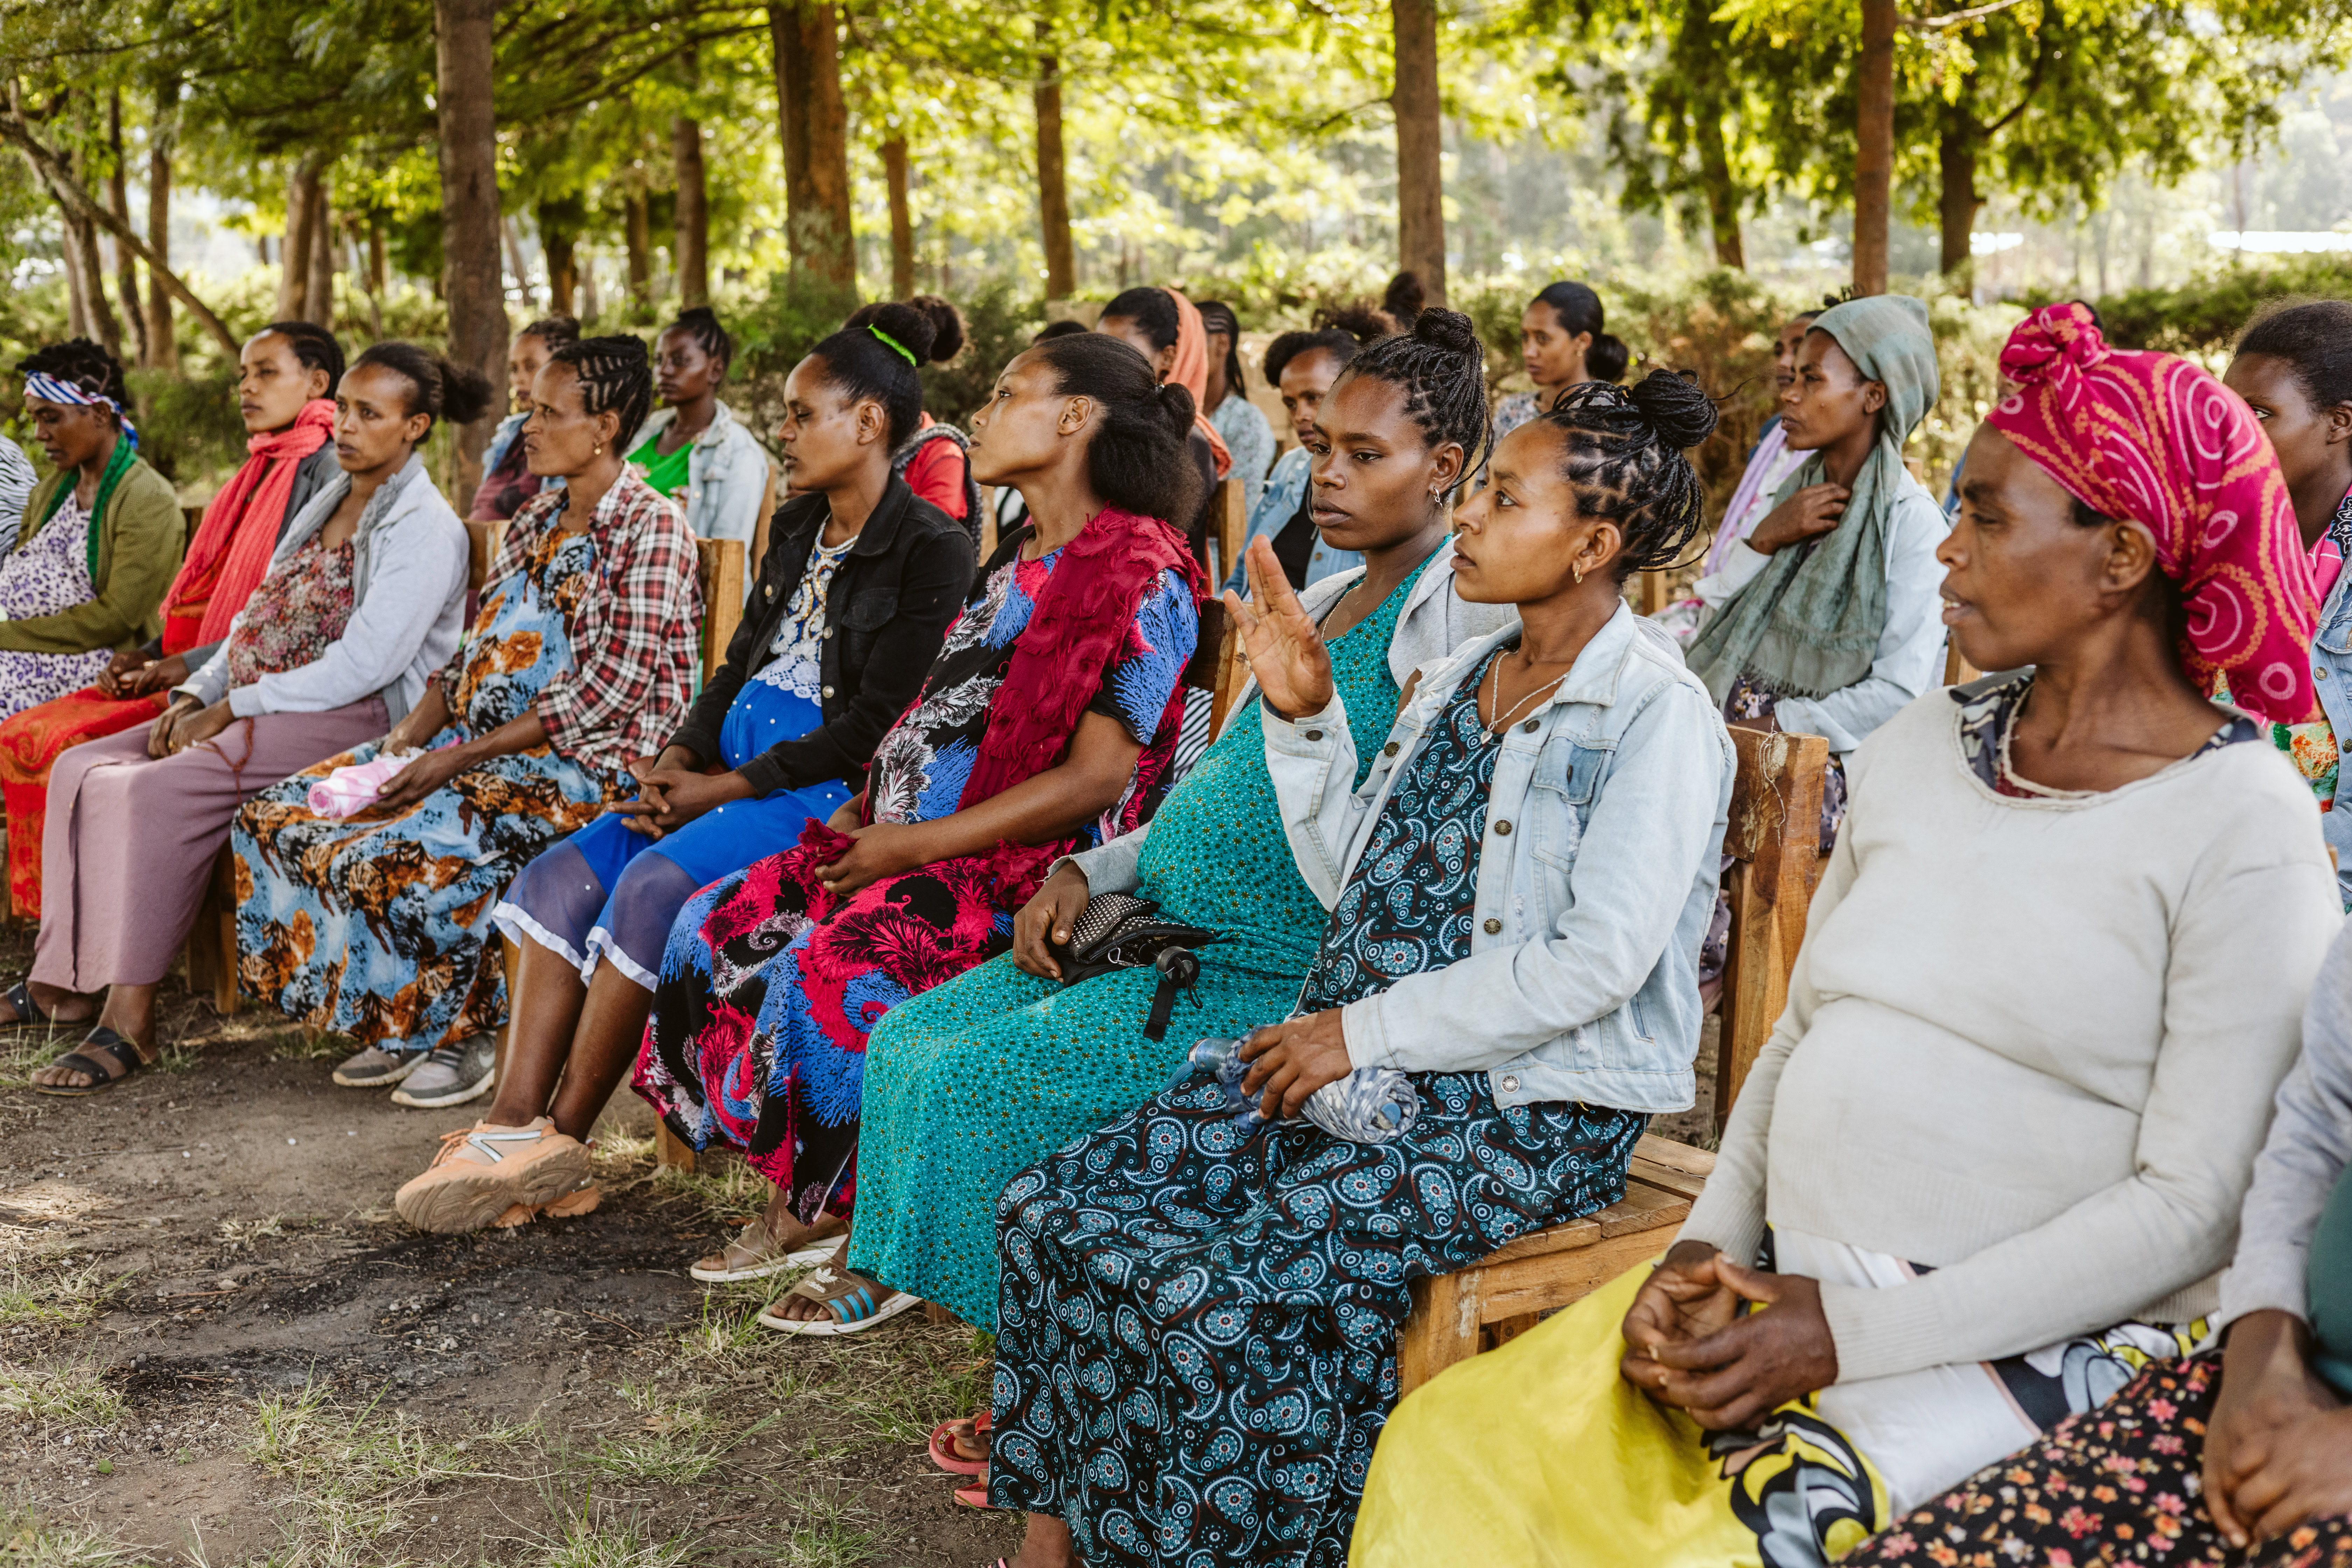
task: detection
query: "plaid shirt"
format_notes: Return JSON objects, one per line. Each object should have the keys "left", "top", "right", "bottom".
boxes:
{"left": 443, "top": 470, "right": 702, "bottom": 786}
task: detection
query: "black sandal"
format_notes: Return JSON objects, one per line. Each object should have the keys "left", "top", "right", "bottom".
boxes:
{"left": 34, "top": 1028, "right": 146, "bottom": 1097}
{"left": 1, "top": 981, "right": 49, "bottom": 1032}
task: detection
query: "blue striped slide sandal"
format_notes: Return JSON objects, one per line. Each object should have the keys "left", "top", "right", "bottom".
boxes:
{"left": 755, "top": 1264, "right": 920, "bottom": 1337}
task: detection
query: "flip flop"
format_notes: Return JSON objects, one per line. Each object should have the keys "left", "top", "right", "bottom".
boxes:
{"left": 927, "top": 1410, "right": 991, "bottom": 1475}
{"left": 33, "top": 1027, "right": 144, "bottom": 1097}
{"left": 689, "top": 1222, "right": 846, "bottom": 1283}
{"left": 953, "top": 1470, "right": 1001, "bottom": 1510}
{"left": 755, "top": 1264, "right": 920, "bottom": 1337}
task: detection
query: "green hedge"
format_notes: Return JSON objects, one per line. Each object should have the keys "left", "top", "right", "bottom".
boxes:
{"left": 2028, "top": 257, "right": 2352, "bottom": 360}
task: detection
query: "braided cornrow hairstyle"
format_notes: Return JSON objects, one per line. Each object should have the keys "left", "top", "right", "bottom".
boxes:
{"left": 1540, "top": 372, "right": 1721, "bottom": 581}
{"left": 257, "top": 320, "right": 346, "bottom": 390}
{"left": 668, "top": 306, "right": 733, "bottom": 373}
{"left": 550, "top": 335, "right": 655, "bottom": 444}
{"left": 1336, "top": 307, "right": 1492, "bottom": 476}
{"left": 16, "top": 338, "right": 130, "bottom": 421}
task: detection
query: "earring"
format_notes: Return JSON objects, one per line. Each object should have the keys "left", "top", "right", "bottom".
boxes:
{"left": 593, "top": 443, "right": 603, "bottom": 455}
{"left": 1573, "top": 563, "right": 1585, "bottom": 585}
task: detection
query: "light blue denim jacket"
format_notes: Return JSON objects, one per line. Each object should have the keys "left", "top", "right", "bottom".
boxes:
{"left": 1264, "top": 602, "right": 1735, "bottom": 1114}
{"left": 624, "top": 400, "right": 771, "bottom": 551}
{"left": 1221, "top": 446, "right": 1363, "bottom": 597}
{"left": 2308, "top": 564, "right": 2352, "bottom": 906}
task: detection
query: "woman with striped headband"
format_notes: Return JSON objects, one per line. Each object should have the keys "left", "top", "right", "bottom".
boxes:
{"left": 0, "top": 339, "right": 181, "bottom": 722}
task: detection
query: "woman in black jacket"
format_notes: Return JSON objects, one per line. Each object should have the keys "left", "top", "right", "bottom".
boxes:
{"left": 385, "top": 306, "right": 974, "bottom": 1210}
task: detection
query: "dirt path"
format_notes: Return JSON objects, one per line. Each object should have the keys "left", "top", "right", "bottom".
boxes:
{"left": 0, "top": 925, "right": 1021, "bottom": 1567}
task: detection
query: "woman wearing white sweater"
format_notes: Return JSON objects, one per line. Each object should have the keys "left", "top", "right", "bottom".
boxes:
{"left": 1350, "top": 303, "right": 2342, "bottom": 1568}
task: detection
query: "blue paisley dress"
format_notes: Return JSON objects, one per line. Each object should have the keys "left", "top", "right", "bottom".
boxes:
{"left": 231, "top": 528, "right": 617, "bottom": 1053}
{"left": 989, "top": 647, "right": 1651, "bottom": 1568}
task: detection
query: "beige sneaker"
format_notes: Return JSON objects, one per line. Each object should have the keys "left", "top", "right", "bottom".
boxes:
{"left": 393, "top": 1118, "right": 595, "bottom": 1234}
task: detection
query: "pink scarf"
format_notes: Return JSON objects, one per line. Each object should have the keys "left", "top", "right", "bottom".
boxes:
{"left": 1987, "top": 303, "right": 2318, "bottom": 725}
{"left": 1163, "top": 289, "right": 1233, "bottom": 479}
{"left": 164, "top": 399, "right": 338, "bottom": 651}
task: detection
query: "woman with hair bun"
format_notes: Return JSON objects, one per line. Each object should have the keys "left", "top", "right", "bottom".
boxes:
{"left": 608, "top": 329, "right": 1204, "bottom": 1332}
{"left": 1492, "top": 280, "right": 1630, "bottom": 442}
{"left": 627, "top": 305, "right": 769, "bottom": 557}
{"left": 844, "top": 295, "right": 983, "bottom": 533}
{"left": 0, "top": 320, "right": 346, "bottom": 919}
{"left": 984, "top": 356, "right": 1736, "bottom": 1568}
{"left": 0, "top": 338, "right": 181, "bottom": 722}
{"left": 469, "top": 314, "right": 579, "bottom": 522}
{"left": 1195, "top": 299, "right": 1276, "bottom": 519}
{"left": 392, "top": 303, "right": 978, "bottom": 1234}
{"left": 11, "top": 341, "right": 472, "bottom": 1093}
{"left": 1097, "top": 286, "right": 1234, "bottom": 549}
{"left": 230, "top": 336, "right": 701, "bottom": 1115}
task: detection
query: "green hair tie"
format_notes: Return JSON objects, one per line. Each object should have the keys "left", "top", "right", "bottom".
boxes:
{"left": 867, "top": 325, "right": 919, "bottom": 368}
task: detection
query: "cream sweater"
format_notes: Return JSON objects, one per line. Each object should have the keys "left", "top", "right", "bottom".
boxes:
{"left": 1682, "top": 686, "right": 2343, "bottom": 1383}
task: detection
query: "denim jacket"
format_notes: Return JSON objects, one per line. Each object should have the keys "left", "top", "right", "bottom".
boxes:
{"left": 2306, "top": 564, "right": 2352, "bottom": 905}
{"left": 1263, "top": 602, "right": 1735, "bottom": 1114}
{"left": 1220, "top": 446, "right": 1363, "bottom": 597}
{"left": 626, "top": 401, "right": 771, "bottom": 557}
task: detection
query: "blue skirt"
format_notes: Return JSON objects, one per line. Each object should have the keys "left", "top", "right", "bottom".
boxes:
{"left": 494, "top": 680, "right": 850, "bottom": 989}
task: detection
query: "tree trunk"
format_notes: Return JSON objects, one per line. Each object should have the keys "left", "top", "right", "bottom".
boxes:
{"left": 145, "top": 80, "right": 176, "bottom": 369}
{"left": 770, "top": 3, "right": 811, "bottom": 264}
{"left": 107, "top": 91, "right": 150, "bottom": 366}
{"left": 502, "top": 212, "right": 531, "bottom": 309}
{"left": 1853, "top": 0, "right": 1897, "bottom": 296}
{"left": 1938, "top": 110, "right": 1981, "bottom": 278}
{"left": 882, "top": 136, "right": 915, "bottom": 300}
{"left": 1678, "top": 3, "right": 1744, "bottom": 271}
{"left": 59, "top": 202, "right": 92, "bottom": 340}
{"left": 1389, "top": 0, "right": 1447, "bottom": 306}
{"left": 541, "top": 205, "right": 578, "bottom": 318}
{"left": 363, "top": 219, "right": 386, "bottom": 340}
{"left": 435, "top": 0, "right": 507, "bottom": 488}
{"left": 1035, "top": 43, "right": 1074, "bottom": 299}
{"left": 673, "top": 116, "right": 710, "bottom": 307}
{"left": 624, "top": 185, "right": 652, "bottom": 309}
{"left": 277, "top": 155, "right": 322, "bottom": 322}
{"left": 307, "top": 188, "right": 336, "bottom": 326}
{"left": 799, "top": 2, "right": 854, "bottom": 287}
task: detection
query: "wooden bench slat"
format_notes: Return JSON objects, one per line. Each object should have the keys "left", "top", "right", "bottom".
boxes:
{"left": 1633, "top": 1134, "right": 1717, "bottom": 1178}
{"left": 1597, "top": 1182, "right": 1690, "bottom": 1238}
{"left": 1471, "top": 1214, "right": 1605, "bottom": 1267}
{"left": 1472, "top": 1230, "right": 1672, "bottom": 1322}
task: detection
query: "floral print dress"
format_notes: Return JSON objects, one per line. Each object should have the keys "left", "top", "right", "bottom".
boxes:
{"left": 0, "top": 494, "right": 112, "bottom": 720}
{"left": 634, "top": 540, "right": 1196, "bottom": 1220}
{"left": 989, "top": 650, "right": 1650, "bottom": 1568}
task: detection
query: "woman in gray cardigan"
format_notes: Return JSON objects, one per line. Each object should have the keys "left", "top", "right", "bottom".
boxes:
{"left": 18, "top": 344, "right": 476, "bottom": 1094}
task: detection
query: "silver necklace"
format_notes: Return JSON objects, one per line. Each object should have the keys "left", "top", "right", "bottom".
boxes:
{"left": 1483, "top": 650, "right": 1569, "bottom": 736}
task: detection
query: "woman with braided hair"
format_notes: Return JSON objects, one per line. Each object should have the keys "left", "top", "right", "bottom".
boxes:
{"left": 0, "top": 339, "right": 181, "bottom": 721}
{"left": 625, "top": 306, "right": 770, "bottom": 560}
{"left": 232, "top": 336, "right": 701, "bottom": 1116}
{"left": 983, "top": 363, "right": 1737, "bottom": 1568}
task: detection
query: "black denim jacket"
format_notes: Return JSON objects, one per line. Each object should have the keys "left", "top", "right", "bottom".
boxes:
{"left": 667, "top": 475, "right": 977, "bottom": 799}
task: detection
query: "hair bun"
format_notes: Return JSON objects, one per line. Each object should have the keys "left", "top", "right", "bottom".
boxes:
{"left": 906, "top": 295, "right": 966, "bottom": 364}
{"left": 1318, "top": 303, "right": 1397, "bottom": 345}
{"left": 865, "top": 301, "right": 941, "bottom": 365}
{"left": 1410, "top": 307, "right": 1480, "bottom": 359}
{"left": 1155, "top": 380, "right": 1198, "bottom": 433}
{"left": 1628, "top": 369, "right": 1720, "bottom": 449}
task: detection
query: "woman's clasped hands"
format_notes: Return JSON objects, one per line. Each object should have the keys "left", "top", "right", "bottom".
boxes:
{"left": 1619, "top": 1240, "right": 1840, "bottom": 1430}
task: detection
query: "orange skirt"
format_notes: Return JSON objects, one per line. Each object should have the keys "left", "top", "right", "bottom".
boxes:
{"left": 0, "top": 686, "right": 165, "bottom": 919}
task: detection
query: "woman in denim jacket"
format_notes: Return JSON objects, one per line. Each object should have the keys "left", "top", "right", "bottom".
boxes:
{"left": 983, "top": 362, "right": 1735, "bottom": 1568}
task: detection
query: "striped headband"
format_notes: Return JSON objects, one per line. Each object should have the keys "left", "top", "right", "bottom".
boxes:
{"left": 24, "top": 371, "right": 138, "bottom": 447}
{"left": 867, "top": 325, "right": 918, "bottom": 368}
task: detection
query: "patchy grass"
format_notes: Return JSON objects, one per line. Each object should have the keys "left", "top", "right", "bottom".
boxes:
{"left": 0, "top": 1025, "right": 79, "bottom": 1091}
{"left": 264, "top": 1028, "right": 351, "bottom": 1064}
{"left": 0, "top": 1496, "right": 138, "bottom": 1566}
{"left": 215, "top": 1216, "right": 288, "bottom": 1251}
{"left": 772, "top": 1485, "right": 881, "bottom": 1568}
{"left": 570, "top": 1383, "right": 776, "bottom": 1487}
{"left": 0, "top": 1256, "right": 130, "bottom": 1333}
{"left": 0, "top": 1359, "right": 125, "bottom": 1431}
{"left": 530, "top": 1509, "right": 690, "bottom": 1568}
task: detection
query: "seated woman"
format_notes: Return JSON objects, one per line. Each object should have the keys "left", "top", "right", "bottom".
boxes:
{"left": 625, "top": 307, "right": 769, "bottom": 554}
{"left": 1222, "top": 306, "right": 1396, "bottom": 598}
{"left": 1096, "top": 286, "right": 1234, "bottom": 543}
{"left": 468, "top": 315, "right": 579, "bottom": 522}
{"left": 11, "top": 344, "right": 472, "bottom": 1093}
{"left": 1491, "top": 280, "right": 1629, "bottom": 441}
{"left": 0, "top": 339, "right": 180, "bottom": 722}
{"left": 844, "top": 296, "right": 982, "bottom": 534}
{"left": 388, "top": 305, "right": 976, "bottom": 1220}
{"left": 1684, "top": 295, "right": 1948, "bottom": 840}
{"left": 1350, "top": 302, "right": 2343, "bottom": 1568}
{"left": 232, "top": 337, "right": 700, "bottom": 1106}
{"left": 2223, "top": 300, "right": 2352, "bottom": 905}
{"left": 989, "top": 368, "right": 1737, "bottom": 1568}
{"left": 386, "top": 331, "right": 1206, "bottom": 1273}
{"left": 852, "top": 310, "right": 1517, "bottom": 1381}
{"left": 0, "top": 321, "right": 344, "bottom": 920}
{"left": 1195, "top": 299, "right": 1276, "bottom": 514}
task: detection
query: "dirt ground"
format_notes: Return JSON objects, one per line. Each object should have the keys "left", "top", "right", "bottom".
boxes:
{"left": 0, "top": 923, "right": 1024, "bottom": 1568}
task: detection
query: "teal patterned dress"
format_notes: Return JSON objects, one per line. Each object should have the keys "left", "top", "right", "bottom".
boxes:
{"left": 848, "top": 569, "right": 1414, "bottom": 1330}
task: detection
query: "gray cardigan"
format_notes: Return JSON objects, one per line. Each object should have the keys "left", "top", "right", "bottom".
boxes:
{"left": 1064, "top": 540, "right": 1516, "bottom": 895}
{"left": 176, "top": 455, "right": 469, "bottom": 724}
{"left": 2220, "top": 911, "right": 2352, "bottom": 1328}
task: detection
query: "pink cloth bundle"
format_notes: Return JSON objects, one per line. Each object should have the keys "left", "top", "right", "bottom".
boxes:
{"left": 306, "top": 752, "right": 416, "bottom": 818}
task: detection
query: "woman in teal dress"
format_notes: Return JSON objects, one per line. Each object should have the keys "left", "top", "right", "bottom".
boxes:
{"left": 848, "top": 318, "right": 1513, "bottom": 1368}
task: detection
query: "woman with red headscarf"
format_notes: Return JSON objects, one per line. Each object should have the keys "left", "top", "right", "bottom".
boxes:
{"left": 0, "top": 323, "right": 343, "bottom": 919}
{"left": 1348, "top": 302, "right": 2342, "bottom": 1568}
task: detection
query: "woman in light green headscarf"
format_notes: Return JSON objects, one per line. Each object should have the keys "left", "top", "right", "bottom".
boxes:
{"left": 1684, "top": 294, "right": 1948, "bottom": 839}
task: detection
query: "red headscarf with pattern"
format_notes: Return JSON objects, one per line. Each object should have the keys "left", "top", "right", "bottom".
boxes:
{"left": 1986, "top": 301, "right": 2319, "bottom": 724}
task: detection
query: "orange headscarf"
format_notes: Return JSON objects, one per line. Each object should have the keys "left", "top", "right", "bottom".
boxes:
{"left": 1162, "top": 288, "right": 1233, "bottom": 479}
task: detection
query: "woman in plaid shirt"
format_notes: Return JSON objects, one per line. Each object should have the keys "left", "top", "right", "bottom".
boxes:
{"left": 231, "top": 336, "right": 702, "bottom": 1104}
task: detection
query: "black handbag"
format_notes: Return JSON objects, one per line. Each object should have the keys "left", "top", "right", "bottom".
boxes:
{"left": 1053, "top": 892, "right": 1222, "bottom": 1040}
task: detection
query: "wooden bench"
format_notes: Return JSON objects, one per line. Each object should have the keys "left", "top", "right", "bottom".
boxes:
{"left": 1393, "top": 723, "right": 1830, "bottom": 1394}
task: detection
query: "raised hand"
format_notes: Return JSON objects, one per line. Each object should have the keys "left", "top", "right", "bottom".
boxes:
{"left": 1222, "top": 535, "right": 1334, "bottom": 721}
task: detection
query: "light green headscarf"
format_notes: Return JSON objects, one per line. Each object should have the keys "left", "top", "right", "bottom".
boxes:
{"left": 1686, "top": 294, "right": 1940, "bottom": 702}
